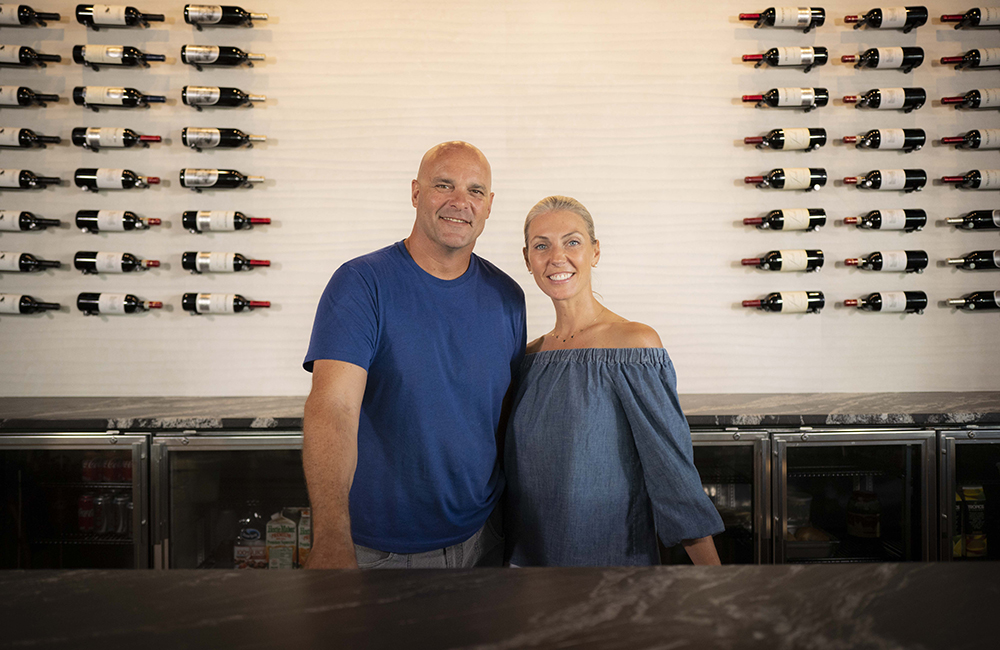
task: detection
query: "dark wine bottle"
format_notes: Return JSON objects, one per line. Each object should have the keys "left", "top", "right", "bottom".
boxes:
{"left": 75, "top": 210, "right": 159, "bottom": 233}
{"left": 72, "top": 44, "right": 165, "bottom": 69}
{"left": 182, "top": 210, "right": 269, "bottom": 232}
{"left": 744, "top": 208, "right": 826, "bottom": 231}
{"left": 183, "top": 5, "right": 268, "bottom": 29}
{"left": 74, "top": 168, "right": 159, "bottom": 191}
{"left": 941, "top": 88, "right": 1000, "bottom": 110}
{"left": 739, "top": 7, "right": 826, "bottom": 32}
{"left": 76, "top": 292, "right": 162, "bottom": 315}
{"left": 180, "top": 45, "right": 264, "bottom": 70}
{"left": 948, "top": 291, "right": 1000, "bottom": 311}
{"left": 0, "top": 127, "right": 60, "bottom": 148}
{"left": 75, "top": 4, "right": 164, "bottom": 29}
{"left": 844, "top": 291, "right": 928, "bottom": 313}
{"left": 842, "top": 47, "right": 923, "bottom": 73}
{"left": 743, "top": 47, "right": 828, "bottom": 72}
{"left": 179, "top": 168, "right": 264, "bottom": 191}
{"left": 0, "top": 4, "right": 60, "bottom": 26}
{"left": 941, "top": 48, "right": 1000, "bottom": 69}
{"left": 844, "top": 209, "right": 926, "bottom": 232}
{"left": 947, "top": 210, "right": 1000, "bottom": 230}
{"left": 181, "top": 86, "right": 264, "bottom": 110}
{"left": 845, "top": 6, "right": 928, "bottom": 32}
{"left": 73, "top": 86, "right": 166, "bottom": 111}
{"left": 0, "top": 251, "right": 60, "bottom": 272}
{"left": 0, "top": 44, "right": 60, "bottom": 67}
{"left": 843, "top": 87, "right": 925, "bottom": 112}
{"left": 742, "top": 87, "right": 828, "bottom": 111}
{"left": 181, "top": 127, "right": 265, "bottom": 150}
{"left": 71, "top": 127, "right": 161, "bottom": 151}
{"left": 745, "top": 128, "right": 825, "bottom": 151}
{"left": 947, "top": 250, "right": 1000, "bottom": 270}
{"left": 0, "top": 210, "right": 60, "bottom": 231}
{"left": 745, "top": 168, "right": 827, "bottom": 191}
{"left": 0, "top": 168, "right": 60, "bottom": 189}
{"left": 182, "top": 292, "right": 269, "bottom": 314}
{"left": 844, "top": 169, "right": 926, "bottom": 192}
{"left": 845, "top": 250, "right": 928, "bottom": 273}
{"left": 181, "top": 251, "right": 270, "bottom": 273}
{"left": 742, "top": 291, "right": 825, "bottom": 313}
{"left": 73, "top": 251, "right": 158, "bottom": 274}
{"left": 941, "top": 7, "right": 1000, "bottom": 29}
{"left": 941, "top": 170, "right": 1000, "bottom": 190}
{"left": 0, "top": 293, "right": 60, "bottom": 314}
{"left": 843, "top": 128, "right": 924, "bottom": 152}
{"left": 741, "top": 249, "right": 824, "bottom": 272}
{"left": 0, "top": 86, "right": 59, "bottom": 107}
{"left": 942, "top": 129, "right": 1000, "bottom": 150}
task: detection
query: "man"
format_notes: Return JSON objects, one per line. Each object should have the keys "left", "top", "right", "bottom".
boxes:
{"left": 302, "top": 141, "right": 526, "bottom": 569}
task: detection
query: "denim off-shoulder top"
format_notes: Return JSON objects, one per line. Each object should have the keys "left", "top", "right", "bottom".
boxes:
{"left": 503, "top": 347, "right": 724, "bottom": 566}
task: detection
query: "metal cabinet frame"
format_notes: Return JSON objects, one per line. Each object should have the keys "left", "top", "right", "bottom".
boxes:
{"left": 936, "top": 427, "right": 1000, "bottom": 561}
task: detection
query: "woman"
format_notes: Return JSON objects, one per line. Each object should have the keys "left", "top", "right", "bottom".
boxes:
{"left": 504, "top": 196, "right": 723, "bottom": 566}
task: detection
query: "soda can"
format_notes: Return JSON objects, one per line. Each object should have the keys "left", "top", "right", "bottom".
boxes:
{"left": 78, "top": 493, "right": 95, "bottom": 533}
{"left": 115, "top": 455, "right": 132, "bottom": 483}
{"left": 113, "top": 494, "right": 131, "bottom": 536}
{"left": 93, "top": 493, "right": 111, "bottom": 534}
{"left": 81, "top": 451, "right": 100, "bottom": 482}
{"left": 101, "top": 453, "right": 117, "bottom": 483}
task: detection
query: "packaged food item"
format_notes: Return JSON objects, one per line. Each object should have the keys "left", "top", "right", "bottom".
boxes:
{"left": 847, "top": 490, "right": 881, "bottom": 538}
{"left": 234, "top": 500, "right": 267, "bottom": 569}
{"left": 266, "top": 511, "right": 296, "bottom": 569}
{"left": 297, "top": 508, "right": 311, "bottom": 568}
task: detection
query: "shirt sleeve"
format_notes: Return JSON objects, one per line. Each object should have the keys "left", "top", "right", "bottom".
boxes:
{"left": 612, "top": 357, "right": 725, "bottom": 547}
{"left": 302, "top": 262, "right": 379, "bottom": 373}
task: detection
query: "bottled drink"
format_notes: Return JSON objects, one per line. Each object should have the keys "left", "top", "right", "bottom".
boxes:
{"left": 75, "top": 4, "right": 164, "bottom": 29}
{"left": 739, "top": 7, "right": 826, "bottom": 32}
{"left": 744, "top": 127, "right": 825, "bottom": 151}
{"left": 72, "top": 44, "right": 165, "bottom": 69}
{"left": 0, "top": 44, "right": 60, "bottom": 67}
{"left": 844, "top": 291, "right": 928, "bottom": 314}
{"left": 0, "top": 210, "right": 60, "bottom": 231}
{"left": 742, "top": 291, "right": 825, "bottom": 313}
{"left": 941, "top": 7, "right": 1000, "bottom": 29}
{"left": 843, "top": 87, "right": 925, "bottom": 112}
{"left": 844, "top": 209, "right": 926, "bottom": 232}
{"left": 74, "top": 168, "right": 159, "bottom": 191}
{"left": 941, "top": 48, "right": 1000, "bottom": 69}
{"left": 73, "top": 86, "right": 166, "bottom": 111}
{"left": 745, "top": 168, "right": 827, "bottom": 190}
{"left": 0, "top": 251, "right": 60, "bottom": 272}
{"left": 180, "top": 45, "right": 264, "bottom": 70}
{"left": 179, "top": 168, "right": 264, "bottom": 191}
{"left": 742, "top": 46, "right": 828, "bottom": 72}
{"left": 947, "top": 210, "right": 1000, "bottom": 230}
{"left": 184, "top": 5, "right": 268, "bottom": 29}
{"left": 843, "top": 128, "right": 924, "bottom": 152}
{"left": 181, "top": 86, "right": 264, "bottom": 110}
{"left": 0, "top": 4, "right": 60, "bottom": 25}
{"left": 842, "top": 47, "right": 923, "bottom": 72}
{"left": 73, "top": 251, "right": 158, "bottom": 273}
{"left": 843, "top": 169, "right": 926, "bottom": 192}
{"left": 742, "top": 87, "right": 828, "bottom": 111}
{"left": 182, "top": 292, "right": 269, "bottom": 314}
{"left": 0, "top": 293, "right": 59, "bottom": 314}
{"left": 181, "top": 251, "right": 270, "bottom": 273}
{"left": 948, "top": 291, "right": 1000, "bottom": 311}
{"left": 947, "top": 250, "right": 1000, "bottom": 270}
{"left": 76, "top": 292, "right": 162, "bottom": 315}
{"left": 71, "top": 127, "right": 161, "bottom": 151}
{"left": 0, "top": 86, "right": 59, "bottom": 107}
{"left": 233, "top": 500, "right": 267, "bottom": 569}
{"left": 941, "top": 170, "right": 1000, "bottom": 190}
{"left": 0, "top": 127, "right": 60, "bottom": 148}
{"left": 941, "top": 88, "right": 1000, "bottom": 110}
{"left": 845, "top": 250, "right": 928, "bottom": 273}
{"left": 0, "top": 168, "right": 60, "bottom": 189}
{"left": 942, "top": 129, "right": 1000, "bottom": 150}
{"left": 741, "top": 249, "right": 824, "bottom": 272}
{"left": 845, "top": 6, "right": 928, "bottom": 32}
{"left": 75, "top": 210, "right": 159, "bottom": 233}
{"left": 744, "top": 208, "right": 826, "bottom": 231}
{"left": 181, "top": 127, "right": 265, "bottom": 150}
{"left": 182, "top": 210, "right": 270, "bottom": 233}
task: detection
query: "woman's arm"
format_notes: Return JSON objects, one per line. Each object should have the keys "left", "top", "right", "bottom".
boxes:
{"left": 682, "top": 535, "right": 721, "bottom": 565}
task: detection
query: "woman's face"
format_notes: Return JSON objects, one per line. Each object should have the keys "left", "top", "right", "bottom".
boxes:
{"left": 524, "top": 210, "right": 600, "bottom": 302}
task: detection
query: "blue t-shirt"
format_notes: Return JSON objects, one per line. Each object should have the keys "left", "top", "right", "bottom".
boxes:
{"left": 304, "top": 241, "right": 526, "bottom": 554}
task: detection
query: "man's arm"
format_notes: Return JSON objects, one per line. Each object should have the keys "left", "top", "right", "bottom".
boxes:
{"left": 681, "top": 535, "right": 721, "bottom": 565}
{"left": 302, "top": 359, "right": 368, "bottom": 569}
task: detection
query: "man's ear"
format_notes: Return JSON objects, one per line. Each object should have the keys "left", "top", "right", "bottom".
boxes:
{"left": 411, "top": 179, "right": 420, "bottom": 208}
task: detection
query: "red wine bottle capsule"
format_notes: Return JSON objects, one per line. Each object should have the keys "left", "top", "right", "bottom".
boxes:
{"left": 0, "top": 210, "right": 61, "bottom": 231}
{"left": 739, "top": 7, "right": 825, "bottom": 32}
{"left": 941, "top": 170, "right": 1000, "bottom": 190}
{"left": 947, "top": 210, "right": 1000, "bottom": 230}
{"left": 182, "top": 292, "right": 269, "bottom": 314}
{"left": 77, "top": 292, "right": 162, "bottom": 315}
{"left": 742, "top": 291, "right": 825, "bottom": 313}
{"left": 948, "top": 291, "right": 1000, "bottom": 311}
{"left": 0, "top": 293, "right": 60, "bottom": 314}
{"left": 183, "top": 5, "right": 268, "bottom": 29}
{"left": 846, "top": 7, "right": 928, "bottom": 32}
{"left": 0, "top": 5, "right": 61, "bottom": 26}
{"left": 844, "top": 291, "right": 927, "bottom": 313}
{"left": 941, "top": 8, "right": 1000, "bottom": 29}
{"left": 744, "top": 209, "right": 825, "bottom": 231}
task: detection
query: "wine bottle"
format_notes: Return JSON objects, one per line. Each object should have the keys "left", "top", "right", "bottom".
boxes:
{"left": 947, "top": 210, "right": 1000, "bottom": 230}
{"left": 948, "top": 291, "right": 1000, "bottom": 311}
{"left": 745, "top": 128, "right": 826, "bottom": 151}
{"left": 180, "top": 45, "right": 264, "bottom": 70}
{"left": 843, "top": 88, "right": 925, "bottom": 112}
{"left": 72, "top": 45, "right": 165, "bottom": 70}
{"left": 941, "top": 170, "right": 1000, "bottom": 190}
{"left": 843, "top": 169, "right": 926, "bottom": 193}
{"left": 745, "top": 168, "right": 827, "bottom": 191}
{"left": 741, "top": 249, "right": 824, "bottom": 272}
{"left": 844, "top": 209, "right": 926, "bottom": 232}
{"left": 845, "top": 7, "right": 928, "bottom": 32}
{"left": 182, "top": 210, "right": 269, "bottom": 232}
{"left": 75, "top": 210, "right": 159, "bottom": 233}
{"left": 0, "top": 4, "right": 60, "bottom": 26}
{"left": 0, "top": 210, "right": 60, "bottom": 231}
{"left": 181, "top": 86, "right": 264, "bottom": 110}
{"left": 73, "top": 251, "right": 158, "bottom": 274}
{"left": 739, "top": 7, "right": 826, "bottom": 32}
{"left": 842, "top": 47, "right": 924, "bottom": 73}
{"left": 844, "top": 291, "right": 928, "bottom": 313}
{"left": 942, "top": 129, "right": 1000, "bottom": 150}
{"left": 74, "top": 168, "right": 159, "bottom": 191}
{"left": 0, "top": 169, "right": 60, "bottom": 189}
{"left": 743, "top": 47, "right": 828, "bottom": 72}
{"left": 947, "top": 250, "right": 1000, "bottom": 270}
{"left": 179, "top": 169, "right": 264, "bottom": 191}
{"left": 941, "top": 7, "right": 1000, "bottom": 29}
{"left": 744, "top": 208, "right": 826, "bottom": 231}
{"left": 845, "top": 250, "right": 928, "bottom": 273}
{"left": 77, "top": 292, "right": 162, "bottom": 315}
{"left": 73, "top": 86, "right": 166, "bottom": 111}
{"left": 0, "top": 44, "right": 60, "bottom": 67}
{"left": 75, "top": 4, "right": 164, "bottom": 29}
{"left": 742, "top": 291, "right": 825, "bottom": 313}
{"left": 182, "top": 292, "right": 269, "bottom": 314}
{"left": 181, "top": 251, "right": 270, "bottom": 273}
{"left": 183, "top": 5, "right": 267, "bottom": 29}
{"left": 0, "top": 251, "right": 60, "bottom": 272}
{"left": 742, "top": 87, "right": 828, "bottom": 111}
{"left": 941, "top": 88, "right": 1000, "bottom": 110}
{"left": 0, "top": 86, "right": 58, "bottom": 107}
{"left": 71, "top": 127, "right": 161, "bottom": 152}
{"left": 181, "top": 127, "right": 265, "bottom": 151}
{"left": 0, "top": 293, "right": 59, "bottom": 314}
{"left": 0, "top": 127, "right": 60, "bottom": 148}
{"left": 941, "top": 48, "right": 1000, "bottom": 70}
{"left": 843, "top": 128, "right": 924, "bottom": 152}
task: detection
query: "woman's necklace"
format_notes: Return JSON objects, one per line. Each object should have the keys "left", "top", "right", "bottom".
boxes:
{"left": 549, "top": 306, "right": 605, "bottom": 343}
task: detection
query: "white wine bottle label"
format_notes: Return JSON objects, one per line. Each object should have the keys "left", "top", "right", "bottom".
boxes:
{"left": 976, "top": 170, "right": 1000, "bottom": 189}
{"left": 0, "top": 211, "right": 21, "bottom": 231}
{"left": 99, "top": 127, "right": 126, "bottom": 148}
{"left": 96, "top": 211, "right": 127, "bottom": 231}
{"left": 879, "top": 292, "right": 908, "bottom": 313}
{"left": 776, "top": 47, "right": 806, "bottom": 66}
{"left": 205, "top": 211, "right": 236, "bottom": 231}
{"left": 0, "top": 169, "right": 22, "bottom": 188}
{"left": 185, "top": 86, "right": 221, "bottom": 105}
{"left": 778, "top": 249, "right": 808, "bottom": 271}
{"left": 184, "top": 45, "right": 221, "bottom": 64}
{"left": 183, "top": 169, "right": 220, "bottom": 187}
{"left": 880, "top": 251, "right": 908, "bottom": 272}
{"left": 96, "top": 252, "right": 125, "bottom": 273}
{"left": 95, "top": 169, "right": 125, "bottom": 190}
{"left": 980, "top": 48, "right": 1000, "bottom": 66}
{"left": 774, "top": 7, "right": 811, "bottom": 27}
{"left": 777, "top": 87, "right": 814, "bottom": 107}
{"left": 0, "top": 127, "right": 21, "bottom": 146}
{"left": 0, "top": 5, "right": 25, "bottom": 25}
{"left": 880, "top": 7, "right": 908, "bottom": 28}
{"left": 210, "top": 252, "right": 235, "bottom": 272}
{"left": 84, "top": 87, "right": 125, "bottom": 106}
{"left": 980, "top": 129, "right": 1000, "bottom": 149}
{"left": 878, "top": 170, "right": 907, "bottom": 190}
{"left": 983, "top": 7, "right": 1000, "bottom": 26}
{"left": 84, "top": 45, "right": 124, "bottom": 65}
{"left": 877, "top": 88, "right": 906, "bottom": 109}
{"left": 185, "top": 128, "right": 222, "bottom": 148}
{"left": 880, "top": 210, "right": 907, "bottom": 230}
{"left": 197, "top": 293, "right": 236, "bottom": 313}
{"left": 98, "top": 293, "right": 128, "bottom": 314}
{"left": 187, "top": 5, "right": 223, "bottom": 23}
{"left": 781, "top": 209, "right": 812, "bottom": 230}
{"left": 0, "top": 293, "right": 24, "bottom": 313}
{"left": 782, "top": 128, "right": 812, "bottom": 150}
{"left": 782, "top": 168, "right": 811, "bottom": 190}
{"left": 0, "top": 86, "right": 19, "bottom": 105}
{"left": 980, "top": 88, "right": 1000, "bottom": 108}
{"left": 878, "top": 129, "right": 906, "bottom": 150}
{"left": 875, "top": 47, "right": 904, "bottom": 69}
{"left": 0, "top": 45, "right": 23, "bottom": 64}
{"left": 0, "top": 252, "right": 24, "bottom": 272}
{"left": 92, "top": 5, "right": 129, "bottom": 25}
{"left": 780, "top": 291, "right": 810, "bottom": 313}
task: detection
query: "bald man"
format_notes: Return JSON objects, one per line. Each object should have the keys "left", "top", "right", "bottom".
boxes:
{"left": 303, "top": 142, "right": 526, "bottom": 569}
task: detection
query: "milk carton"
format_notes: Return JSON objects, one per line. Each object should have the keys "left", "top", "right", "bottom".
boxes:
{"left": 266, "top": 511, "right": 296, "bottom": 569}
{"left": 297, "top": 508, "right": 312, "bottom": 568}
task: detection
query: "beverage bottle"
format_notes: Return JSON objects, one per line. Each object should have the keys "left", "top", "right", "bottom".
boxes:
{"left": 742, "top": 46, "right": 828, "bottom": 72}
{"left": 76, "top": 292, "right": 162, "bottom": 315}
{"left": 845, "top": 6, "right": 928, "bottom": 32}
{"left": 0, "top": 210, "right": 61, "bottom": 231}
{"left": 947, "top": 210, "right": 1000, "bottom": 230}
{"left": 73, "top": 251, "right": 159, "bottom": 274}
{"left": 71, "top": 127, "right": 161, "bottom": 151}
{"left": 76, "top": 210, "right": 159, "bottom": 233}
{"left": 181, "top": 86, "right": 265, "bottom": 109}
{"left": 74, "top": 168, "right": 159, "bottom": 191}
{"left": 0, "top": 251, "right": 60, "bottom": 272}
{"left": 739, "top": 7, "right": 826, "bottom": 32}
{"left": 182, "top": 293, "right": 270, "bottom": 314}
{"left": 742, "top": 291, "right": 825, "bottom": 313}
{"left": 941, "top": 7, "right": 1000, "bottom": 29}
{"left": 843, "top": 87, "right": 925, "bottom": 112}
{"left": 941, "top": 48, "right": 1000, "bottom": 69}
{"left": 297, "top": 508, "right": 311, "bottom": 568}
{"left": 745, "top": 167, "right": 827, "bottom": 190}
{"left": 0, "top": 44, "right": 60, "bottom": 67}
{"left": 179, "top": 168, "right": 264, "bottom": 191}
{"left": 941, "top": 129, "right": 1000, "bottom": 150}
{"left": 842, "top": 47, "right": 923, "bottom": 73}
{"left": 0, "top": 293, "right": 60, "bottom": 314}
{"left": 181, "top": 252, "right": 270, "bottom": 273}
{"left": 949, "top": 291, "right": 1000, "bottom": 311}
{"left": 741, "top": 249, "right": 824, "bottom": 272}
{"left": 72, "top": 44, "right": 165, "bottom": 69}
{"left": 843, "top": 128, "right": 924, "bottom": 152}
{"left": 744, "top": 128, "right": 825, "bottom": 150}
{"left": 843, "top": 169, "right": 926, "bottom": 192}
{"left": 182, "top": 210, "right": 270, "bottom": 232}
{"left": 743, "top": 208, "right": 825, "bottom": 231}
{"left": 0, "top": 4, "right": 60, "bottom": 25}
{"left": 941, "top": 88, "right": 1000, "bottom": 110}
{"left": 742, "top": 87, "right": 828, "bottom": 111}
{"left": 0, "top": 168, "right": 60, "bottom": 189}
{"left": 844, "top": 209, "right": 926, "bottom": 232}
{"left": 234, "top": 500, "right": 267, "bottom": 569}
{"left": 947, "top": 250, "right": 1000, "bottom": 270}
{"left": 73, "top": 86, "right": 166, "bottom": 110}
{"left": 941, "top": 170, "right": 1000, "bottom": 190}
{"left": 844, "top": 291, "right": 927, "bottom": 313}
{"left": 183, "top": 4, "right": 268, "bottom": 29}
{"left": 845, "top": 250, "right": 928, "bottom": 273}
{"left": 75, "top": 4, "right": 164, "bottom": 29}
{"left": 181, "top": 127, "right": 266, "bottom": 150}
{"left": 181, "top": 45, "right": 264, "bottom": 70}
{"left": 0, "top": 86, "right": 58, "bottom": 107}
{"left": 0, "top": 127, "right": 61, "bottom": 149}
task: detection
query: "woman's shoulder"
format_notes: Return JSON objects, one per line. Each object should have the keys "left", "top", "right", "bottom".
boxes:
{"left": 525, "top": 336, "right": 546, "bottom": 355}
{"left": 603, "top": 320, "right": 663, "bottom": 349}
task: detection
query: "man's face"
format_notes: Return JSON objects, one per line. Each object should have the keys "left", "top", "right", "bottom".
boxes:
{"left": 411, "top": 147, "right": 493, "bottom": 254}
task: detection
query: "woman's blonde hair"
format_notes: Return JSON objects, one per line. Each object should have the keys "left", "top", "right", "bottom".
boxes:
{"left": 523, "top": 195, "right": 596, "bottom": 247}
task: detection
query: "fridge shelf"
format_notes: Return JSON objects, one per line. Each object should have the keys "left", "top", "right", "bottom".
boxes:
{"left": 39, "top": 482, "right": 133, "bottom": 490}
{"left": 788, "top": 467, "right": 885, "bottom": 479}
{"left": 30, "top": 534, "right": 134, "bottom": 546}
{"left": 791, "top": 538, "right": 903, "bottom": 564}
{"left": 699, "top": 473, "right": 753, "bottom": 484}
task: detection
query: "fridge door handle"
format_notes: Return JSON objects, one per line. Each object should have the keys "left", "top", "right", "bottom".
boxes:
{"left": 154, "top": 539, "right": 169, "bottom": 570}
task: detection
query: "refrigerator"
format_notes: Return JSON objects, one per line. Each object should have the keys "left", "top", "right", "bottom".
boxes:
{"left": 937, "top": 428, "right": 1000, "bottom": 561}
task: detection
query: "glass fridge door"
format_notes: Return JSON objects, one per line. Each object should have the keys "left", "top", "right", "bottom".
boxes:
{"left": 152, "top": 433, "right": 310, "bottom": 569}
{"left": 938, "top": 429, "right": 1000, "bottom": 561}
{"left": 773, "top": 429, "right": 935, "bottom": 564}
{"left": 0, "top": 433, "right": 149, "bottom": 569}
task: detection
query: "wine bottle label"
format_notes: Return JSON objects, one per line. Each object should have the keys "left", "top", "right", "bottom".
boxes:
{"left": 185, "top": 86, "right": 221, "bottom": 105}
{"left": 980, "top": 49, "right": 1000, "bottom": 66}
{"left": 185, "top": 128, "right": 222, "bottom": 148}
{"left": 878, "top": 129, "right": 906, "bottom": 150}
{"left": 781, "top": 209, "right": 812, "bottom": 230}
{"left": 780, "top": 291, "right": 810, "bottom": 313}
{"left": 84, "top": 45, "right": 125, "bottom": 65}
{"left": 96, "top": 211, "right": 127, "bottom": 231}
{"left": 983, "top": 7, "right": 1000, "bottom": 26}
{"left": 877, "top": 88, "right": 906, "bottom": 109}
{"left": 187, "top": 5, "right": 224, "bottom": 24}
{"left": 880, "top": 7, "right": 908, "bottom": 28}
{"left": 202, "top": 211, "right": 236, "bottom": 231}
{"left": 183, "top": 169, "right": 220, "bottom": 187}
{"left": 85, "top": 127, "right": 124, "bottom": 148}
{"left": 776, "top": 47, "right": 811, "bottom": 66}
{"left": 193, "top": 252, "right": 235, "bottom": 272}
{"left": 980, "top": 88, "right": 1000, "bottom": 108}
{"left": 0, "top": 86, "right": 19, "bottom": 105}
{"left": 774, "top": 7, "right": 811, "bottom": 27}
{"left": 782, "top": 168, "right": 811, "bottom": 190}
{"left": 0, "top": 252, "right": 23, "bottom": 272}
{"left": 880, "top": 251, "right": 908, "bottom": 272}
{"left": 98, "top": 293, "right": 128, "bottom": 314}
{"left": 91, "top": 5, "right": 129, "bottom": 25}
{"left": 878, "top": 170, "right": 907, "bottom": 190}
{"left": 95, "top": 252, "right": 125, "bottom": 273}
{"left": 0, "top": 45, "right": 23, "bottom": 64}
{"left": 977, "top": 170, "right": 1000, "bottom": 189}
{"left": 879, "top": 292, "right": 908, "bottom": 313}
{"left": 994, "top": 210, "right": 1000, "bottom": 226}
{"left": 0, "top": 6, "right": 24, "bottom": 25}
{"left": 0, "top": 169, "right": 22, "bottom": 188}
{"left": 980, "top": 129, "right": 1000, "bottom": 149}
{"left": 0, "top": 211, "right": 21, "bottom": 231}
{"left": 778, "top": 250, "right": 808, "bottom": 271}
{"left": 84, "top": 87, "right": 125, "bottom": 106}
{"left": 875, "top": 47, "right": 905, "bottom": 69}
{"left": 879, "top": 210, "right": 907, "bottom": 230}
{"left": 184, "top": 45, "right": 221, "bottom": 64}
{"left": 0, "top": 128, "right": 21, "bottom": 146}
{"left": 197, "top": 293, "right": 236, "bottom": 314}
{"left": 0, "top": 294, "right": 24, "bottom": 314}
{"left": 777, "top": 87, "right": 813, "bottom": 107}
{"left": 782, "top": 128, "right": 812, "bottom": 150}
{"left": 95, "top": 169, "right": 125, "bottom": 189}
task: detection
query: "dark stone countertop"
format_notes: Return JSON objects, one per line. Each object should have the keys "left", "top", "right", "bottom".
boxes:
{"left": 1, "top": 393, "right": 999, "bottom": 432}
{"left": 1, "top": 565, "right": 994, "bottom": 649}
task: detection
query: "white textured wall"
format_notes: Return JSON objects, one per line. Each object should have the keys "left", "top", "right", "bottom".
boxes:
{"left": 0, "top": 0, "right": 998, "bottom": 397}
